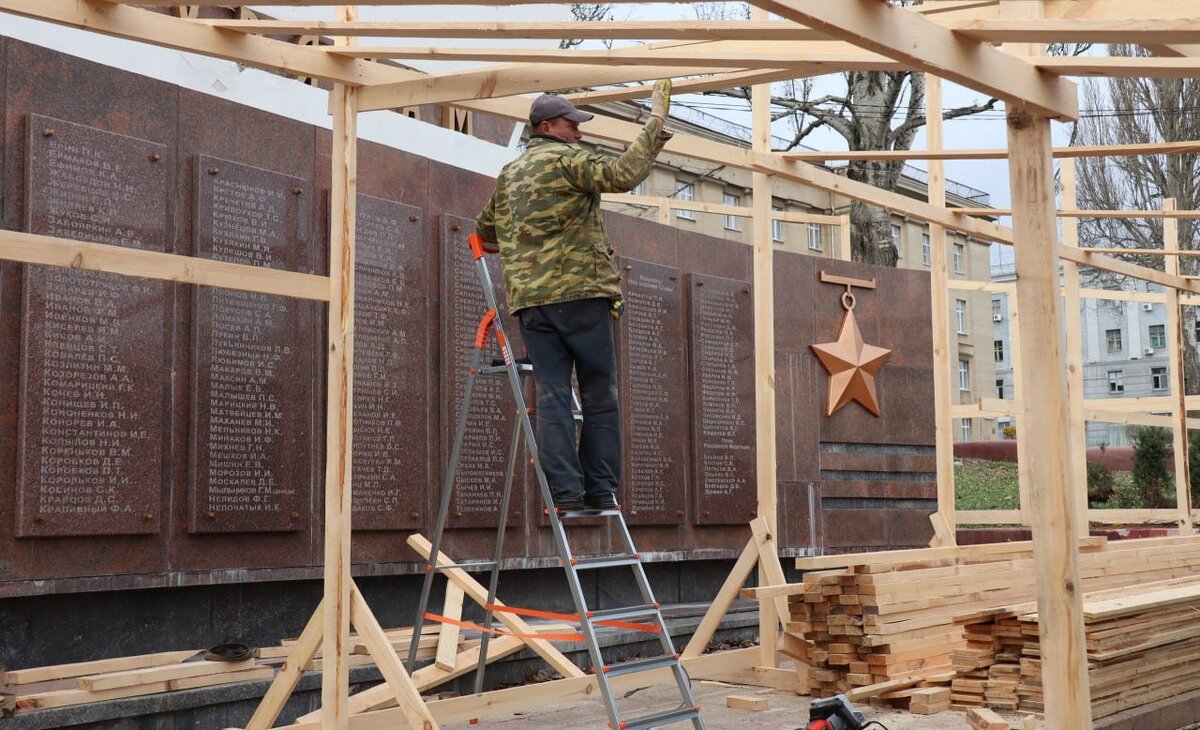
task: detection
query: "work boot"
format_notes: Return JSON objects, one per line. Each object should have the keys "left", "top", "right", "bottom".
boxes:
{"left": 585, "top": 493, "right": 619, "bottom": 510}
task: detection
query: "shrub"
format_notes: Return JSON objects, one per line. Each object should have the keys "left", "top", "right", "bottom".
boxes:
{"left": 1130, "top": 426, "right": 1174, "bottom": 509}
{"left": 1086, "top": 461, "right": 1116, "bottom": 506}
{"left": 1189, "top": 429, "right": 1200, "bottom": 505}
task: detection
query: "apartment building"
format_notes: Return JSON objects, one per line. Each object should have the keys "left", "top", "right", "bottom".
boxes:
{"left": 992, "top": 268, "right": 1175, "bottom": 448}
{"left": 584, "top": 102, "right": 1000, "bottom": 441}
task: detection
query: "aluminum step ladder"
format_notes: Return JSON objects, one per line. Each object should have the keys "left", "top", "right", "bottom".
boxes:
{"left": 405, "top": 233, "right": 705, "bottom": 730}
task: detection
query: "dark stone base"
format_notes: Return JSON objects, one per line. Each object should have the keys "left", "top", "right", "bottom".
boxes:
{"left": 2, "top": 596, "right": 760, "bottom": 730}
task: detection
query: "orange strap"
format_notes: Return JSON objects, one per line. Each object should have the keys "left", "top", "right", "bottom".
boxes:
{"left": 484, "top": 604, "right": 661, "bottom": 634}
{"left": 423, "top": 612, "right": 585, "bottom": 642}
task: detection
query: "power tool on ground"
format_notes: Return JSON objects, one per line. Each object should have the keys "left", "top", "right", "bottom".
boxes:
{"left": 804, "top": 695, "right": 872, "bottom": 730}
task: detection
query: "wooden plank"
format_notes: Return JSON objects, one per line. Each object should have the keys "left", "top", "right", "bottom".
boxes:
{"left": 746, "top": 0, "right": 1079, "bottom": 120}
{"left": 349, "top": 586, "right": 437, "bottom": 730}
{"left": 604, "top": 194, "right": 841, "bottom": 224}
{"left": 750, "top": 34, "right": 780, "bottom": 669}
{"left": 926, "top": 73, "right": 956, "bottom": 547}
{"left": 434, "top": 582, "right": 465, "bottom": 672}
{"left": 0, "top": 229, "right": 329, "bottom": 301}
{"left": 837, "top": 214, "right": 852, "bottom": 262}
{"left": 1163, "top": 198, "right": 1194, "bottom": 530}
{"left": 1037, "top": 56, "right": 1200, "bottom": 78}
{"left": 1059, "top": 159, "right": 1090, "bottom": 538}
{"left": 682, "top": 537, "right": 760, "bottom": 659}
{"left": 955, "top": 18, "right": 1200, "bottom": 44}
{"left": 1057, "top": 245, "right": 1200, "bottom": 295}
{"left": 782, "top": 139, "right": 1200, "bottom": 162}
{"left": 321, "top": 17, "right": 359, "bottom": 728}
{"left": 726, "top": 694, "right": 769, "bottom": 711}
{"left": 407, "top": 534, "right": 584, "bottom": 679}
{"left": 795, "top": 536, "right": 1107, "bottom": 570}
{"left": 246, "top": 601, "right": 324, "bottom": 730}
{"left": 204, "top": 19, "right": 827, "bottom": 41}
{"left": 79, "top": 659, "right": 255, "bottom": 691}
{"left": 3, "top": 650, "right": 199, "bottom": 685}
{"left": 0, "top": 0, "right": 383, "bottom": 86}
{"left": 1006, "top": 95, "right": 1091, "bottom": 730}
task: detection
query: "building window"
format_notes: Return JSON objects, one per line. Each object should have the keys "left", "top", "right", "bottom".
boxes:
{"left": 1106, "top": 329, "right": 1123, "bottom": 354}
{"left": 996, "top": 379, "right": 1005, "bottom": 399}
{"left": 808, "top": 223, "right": 823, "bottom": 251}
{"left": 994, "top": 340, "right": 1005, "bottom": 362}
{"left": 956, "top": 299, "right": 968, "bottom": 334}
{"left": 922, "top": 233, "right": 931, "bottom": 266}
{"left": 959, "top": 359, "right": 970, "bottom": 391}
{"left": 674, "top": 180, "right": 695, "bottom": 220}
{"left": 723, "top": 192, "right": 741, "bottom": 231}
{"left": 952, "top": 243, "right": 964, "bottom": 274}
{"left": 1108, "top": 423, "right": 1128, "bottom": 446}
{"left": 891, "top": 223, "right": 901, "bottom": 249}
{"left": 992, "top": 298, "right": 1002, "bottom": 318}
{"left": 1149, "top": 324, "right": 1166, "bottom": 349}
{"left": 961, "top": 419, "right": 972, "bottom": 442}
{"left": 631, "top": 181, "right": 646, "bottom": 197}
{"left": 1108, "top": 370, "right": 1125, "bottom": 394}
{"left": 772, "top": 207, "right": 783, "bottom": 242}
{"left": 1152, "top": 366, "right": 1169, "bottom": 391}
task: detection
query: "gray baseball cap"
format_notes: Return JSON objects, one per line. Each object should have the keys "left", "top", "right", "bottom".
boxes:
{"left": 529, "top": 94, "right": 594, "bottom": 126}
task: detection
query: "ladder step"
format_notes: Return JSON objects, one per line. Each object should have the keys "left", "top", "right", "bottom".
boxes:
{"left": 602, "top": 654, "right": 680, "bottom": 678}
{"left": 558, "top": 507, "right": 621, "bottom": 519}
{"left": 433, "top": 560, "right": 497, "bottom": 572}
{"left": 613, "top": 704, "right": 701, "bottom": 730}
{"left": 588, "top": 603, "right": 660, "bottom": 623}
{"left": 570, "top": 554, "right": 640, "bottom": 570}
{"left": 479, "top": 363, "right": 533, "bottom": 375}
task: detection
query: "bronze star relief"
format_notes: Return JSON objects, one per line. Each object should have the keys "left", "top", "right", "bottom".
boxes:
{"left": 810, "top": 309, "right": 892, "bottom": 417}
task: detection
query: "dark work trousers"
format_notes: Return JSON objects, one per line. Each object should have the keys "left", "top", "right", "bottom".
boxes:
{"left": 518, "top": 297, "right": 621, "bottom": 504}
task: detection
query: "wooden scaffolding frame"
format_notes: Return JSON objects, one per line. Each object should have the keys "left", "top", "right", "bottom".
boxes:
{"left": 4, "top": 0, "right": 1200, "bottom": 727}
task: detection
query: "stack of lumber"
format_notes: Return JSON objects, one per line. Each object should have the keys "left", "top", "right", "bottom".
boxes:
{"left": 3, "top": 650, "right": 272, "bottom": 714}
{"left": 790, "top": 536, "right": 1200, "bottom": 709}
{"left": 980, "top": 576, "right": 1200, "bottom": 720}
{"left": 5, "top": 624, "right": 463, "bottom": 715}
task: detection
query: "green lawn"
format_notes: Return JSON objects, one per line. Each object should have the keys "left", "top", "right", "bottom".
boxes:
{"left": 954, "top": 458, "right": 1138, "bottom": 510}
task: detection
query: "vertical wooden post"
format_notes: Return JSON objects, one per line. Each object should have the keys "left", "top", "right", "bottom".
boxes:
{"left": 1002, "top": 0, "right": 1044, "bottom": 531}
{"left": 750, "top": 4, "right": 779, "bottom": 668}
{"left": 1164, "top": 199, "right": 1194, "bottom": 529}
{"left": 1060, "top": 160, "right": 1091, "bottom": 537}
{"left": 925, "top": 74, "right": 955, "bottom": 546}
{"left": 657, "top": 197, "right": 672, "bottom": 227}
{"left": 323, "top": 7, "right": 358, "bottom": 729}
{"left": 838, "top": 214, "right": 852, "bottom": 262}
{"left": 1007, "top": 107, "right": 1092, "bottom": 728}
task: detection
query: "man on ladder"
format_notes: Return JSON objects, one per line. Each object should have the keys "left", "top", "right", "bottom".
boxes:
{"left": 473, "top": 80, "right": 674, "bottom": 511}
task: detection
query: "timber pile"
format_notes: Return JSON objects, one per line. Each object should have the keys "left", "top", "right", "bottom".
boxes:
{"left": 960, "top": 576, "right": 1200, "bottom": 720}
{"left": 790, "top": 536, "right": 1200, "bottom": 710}
{"left": 3, "top": 625, "right": 457, "bottom": 715}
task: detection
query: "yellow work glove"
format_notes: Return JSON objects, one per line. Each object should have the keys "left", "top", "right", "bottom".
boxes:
{"left": 610, "top": 298, "right": 624, "bottom": 320}
{"left": 650, "top": 78, "right": 672, "bottom": 122}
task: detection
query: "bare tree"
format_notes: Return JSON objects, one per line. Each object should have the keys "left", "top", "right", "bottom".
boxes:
{"left": 1074, "top": 44, "right": 1200, "bottom": 391}
{"left": 691, "top": 3, "right": 997, "bottom": 264}
{"left": 560, "top": 3, "right": 614, "bottom": 50}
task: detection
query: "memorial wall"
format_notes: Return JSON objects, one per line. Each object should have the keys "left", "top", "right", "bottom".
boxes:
{"left": 0, "top": 39, "right": 937, "bottom": 598}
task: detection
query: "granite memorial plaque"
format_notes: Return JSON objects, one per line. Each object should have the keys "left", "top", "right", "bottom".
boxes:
{"left": 352, "top": 194, "right": 429, "bottom": 530}
{"left": 190, "top": 155, "right": 313, "bottom": 533}
{"left": 439, "top": 215, "right": 524, "bottom": 529}
{"left": 17, "top": 114, "right": 169, "bottom": 537}
{"left": 687, "top": 273, "right": 756, "bottom": 525}
{"left": 617, "top": 257, "right": 686, "bottom": 525}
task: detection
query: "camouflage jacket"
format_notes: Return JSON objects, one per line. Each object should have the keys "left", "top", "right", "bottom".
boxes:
{"left": 475, "top": 117, "right": 671, "bottom": 312}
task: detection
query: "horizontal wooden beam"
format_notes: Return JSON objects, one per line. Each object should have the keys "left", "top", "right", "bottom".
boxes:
{"left": 957, "top": 208, "right": 1200, "bottom": 219}
{"left": 781, "top": 140, "right": 1200, "bottom": 162}
{"left": 1059, "top": 246, "right": 1200, "bottom": 294}
{"left": 953, "top": 18, "right": 1200, "bottom": 45}
{"left": 746, "top": 0, "right": 1079, "bottom": 120}
{"left": 204, "top": 19, "right": 826, "bottom": 41}
{"left": 0, "top": 229, "right": 330, "bottom": 300}
{"left": 333, "top": 45, "right": 900, "bottom": 70}
{"left": 605, "top": 193, "right": 842, "bottom": 224}
{"left": 1038, "top": 56, "right": 1200, "bottom": 78}
{"left": 565, "top": 70, "right": 800, "bottom": 105}
{"left": 0, "top": 0, "right": 387, "bottom": 86}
